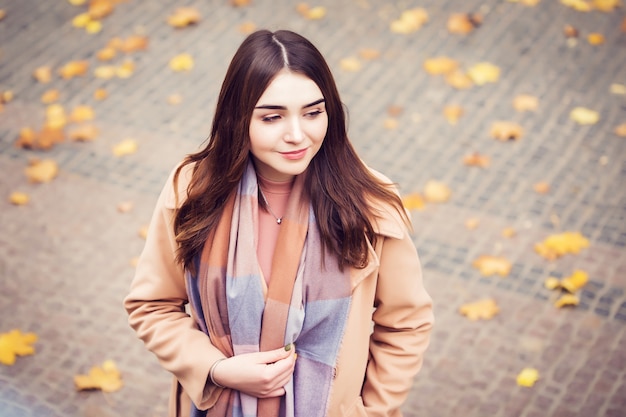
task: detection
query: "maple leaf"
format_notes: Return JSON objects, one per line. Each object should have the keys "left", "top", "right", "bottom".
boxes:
{"left": 25, "top": 159, "right": 59, "bottom": 183}
{"left": 490, "top": 121, "right": 524, "bottom": 141}
{"left": 570, "top": 107, "right": 599, "bottom": 125}
{"left": 169, "top": 54, "right": 194, "bottom": 72}
{"left": 9, "top": 192, "right": 29, "bottom": 206}
{"left": 512, "top": 94, "right": 539, "bottom": 112}
{"left": 113, "top": 139, "right": 138, "bottom": 156}
{"left": 167, "top": 7, "right": 201, "bottom": 28}
{"left": 0, "top": 329, "right": 38, "bottom": 365}
{"left": 423, "top": 180, "right": 451, "bottom": 203}
{"left": 74, "top": 360, "right": 123, "bottom": 392}
{"left": 534, "top": 231, "right": 590, "bottom": 260}
{"left": 402, "top": 193, "right": 425, "bottom": 210}
{"left": 472, "top": 255, "right": 512, "bottom": 276}
{"left": 463, "top": 152, "right": 490, "bottom": 167}
{"left": 467, "top": 62, "right": 501, "bottom": 85}
{"left": 423, "top": 56, "right": 459, "bottom": 75}
{"left": 459, "top": 298, "right": 499, "bottom": 320}
{"left": 390, "top": 8, "right": 429, "bottom": 34}
{"left": 516, "top": 368, "right": 540, "bottom": 387}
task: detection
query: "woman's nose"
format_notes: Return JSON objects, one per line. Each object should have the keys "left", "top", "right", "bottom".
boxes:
{"left": 285, "top": 118, "right": 304, "bottom": 142}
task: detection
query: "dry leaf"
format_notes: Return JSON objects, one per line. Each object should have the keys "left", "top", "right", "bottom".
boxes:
{"left": 490, "top": 121, "right": 524, "bottom": 141}
{"left": 70, "top": 105, "right": 95, "bottom": 123}
{"left": 119, "top": 35, "right": 149, "bottom": 53}
{"left": 88, "top": 0, "right": 115, "bottom": 20}
{"left": 587, "top": 33, "right": 605, "bottom": 45}
{"left": 167, "top": 94, "right": 183, "bottom": 105}
{"left": 512, "top": 94, "right": 539, "bottom": 112}
{"left": 447, "top": 13, "right": 480, "bottom": 35}
{"left": 459, "top": 298, "right": 499, "bottom": 320}
{"left": 69, "top": 124, "right": 98, "bottom": 142}
{"left": 614, "top": 123, "right": 626, "bottom": 137}
{"left": 507, "top": 0, "right": 542, "bottom": 5}
{"left": 97, "top": 48, "right": 117, "bottom": 62}
{"left": 94, "top": 65, "right": 117, "bottom": 79}
{"left": 402, "top": 193, "right": 425, "bottom": 210}
{"left": 472, "top": 255, "right": 512, "bottom": 276}
{"left": 0, "top": 9, "right": 5, "bottom": 21}
{"left": 117, "top": 201, "right": 134, "bottom": 213}
{"left": 9, "top": 192, "right": 29, "bottom": 206}
{"left": 533, "top": 181, "right": 550, "bottom": 194}
{"left": 69, "top": 0, "right": 88, "bottom": 5}
{"left": 560, "top": 270, "right": 589, "bottom": 293}
{"left": 502, "top": 227, "right": 516, "bottom": 238}
{"left": 359, "top": 48, "right": 380, "bottom": 60}
{"left": 72, "top": 13, "right": 92, "bottom": 28}
{"left": 423, "top": 180, "right": 451, "bottom": 203}
{"left": 383, "top": 118, "right": 398, "bottom": 130}
{"left": 41, "top": 89, "right": 60, "bottom": 104}
{"left": 169, "top": 54, "right": 194, "bottom": 72}
{"left": 115, "top": 60, "right": 135, "bottom": 78}
{"left": 443, "top": 105, "right": 464, "bottom": 124}
{"left": 138, "top": 225, "right": 149, "bottom": 239}
{"left": 570, "top": 107, "right": 599, "bottom": 125}
{"left": 167, "top": 7, "right": 201, "bottom": 27}
{"left": 0, "top": 329, "right": 38, "bottom": 365}
{"left": 387, "top": 105, "right": 403, "bottom": 117}
{"left": 58, "top": 60, "right": 89, "bottom": 79}
{"left": 25, "top": 159, "right": 59, "bottom": 183}
{"left": 465, "top": 218, "right": 480, "bottom": 230}
{"left": 467, "top": 62, "right": 501, "bottom": 85}
{"left": 544, "top": 277, "right": 561, "bottom": 290}
{"left": 45, "top": 104, "right": 68, "bottom": 129}
{"left": 113, "top": 139, "right": 138, "bottom": 156}
{"left": 296, "top": 3, "right": 327, "bottom": 19}
{"left": 516, "top": 368, "right": 540, "bottom": 387}
{"left": 423, "top": 57, "right": 459, "bottom": 75}
{"left": 85, "top": 20, "right": 102, "bottom": 34}
{"left": 231, "top": 0, "right": 252, "bottom": 6}
{"left": 445, "top": 71, "right": 474, "bottom": 89}
{"left": 534, "top": 231, "right": 590, "bottom": 260}
{"left": 622, "top": 16, "right": 626, "bottom": 32}
{"left": 390, "top": 8, "right": 429, "bottom": 34}
{"left": 33, "top": 66, "right": 53, "bottom": 83}
{"left": 610, "top": 83, "right": 626, "bottom": 95}
{"left": 560, "top": 0, "right": 593, "bottom": 11}
{"left": 555, "top": 294, "right": 580, "bottom": 308}
{"left": 463, "top": 152, "right": 490, "bottom": 167}
{"left": 74, "top": 360, "right": 123, "bottom": 392}
{"left": 340, "top": 57, "right": 362, "bottom": 72}
{"left": 563, "top": 25, "right": 579, "bottom": 38}
{"left": 238, "top": 22, "right": 257, "bottom": 34}
{"left": 38, "top": 126, "right": 65, "bottom": 148}
{"left": 592, "top": 0, "right": 621, "bottom": 11}
{"left": 15, "top": 128, "right": 37, "bottom": 149}
{"left": 94, "top": 88, "right": 108, "bottom": 100}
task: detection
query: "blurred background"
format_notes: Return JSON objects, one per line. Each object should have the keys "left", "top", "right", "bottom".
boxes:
{"left": 0, "top": 0, "right": 625, "bottom": 416}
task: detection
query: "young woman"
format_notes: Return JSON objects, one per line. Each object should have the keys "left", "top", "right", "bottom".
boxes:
{"left": 124, "top": 29, "right": 433, "bottom": 417}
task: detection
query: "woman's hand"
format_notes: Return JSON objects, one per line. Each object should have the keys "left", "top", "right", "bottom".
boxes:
{"left": 211, "top": 345, "right": 296, "bottom": 398}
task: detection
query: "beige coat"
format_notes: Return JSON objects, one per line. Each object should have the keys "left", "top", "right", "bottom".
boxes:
{"left": 124, "top": 164, "right": 434, "bottom": 417}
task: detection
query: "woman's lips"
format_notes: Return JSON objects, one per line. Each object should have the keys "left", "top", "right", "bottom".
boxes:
{"left": 280, "top": 148, "right": 308, "bottom": 160}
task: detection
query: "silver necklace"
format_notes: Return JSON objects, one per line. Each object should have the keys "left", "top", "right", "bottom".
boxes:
{"left": 259, "top": 188, "right": 282, "bottom": 224}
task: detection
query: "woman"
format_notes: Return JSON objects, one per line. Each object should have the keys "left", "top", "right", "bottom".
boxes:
{"left": 124, "top": 29, "right": 433, "bottom": 417}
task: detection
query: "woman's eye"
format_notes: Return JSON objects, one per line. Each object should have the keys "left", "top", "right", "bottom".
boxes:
{"left": 305, "top": 110, "right": 323, "bottom": 118}
{"left": 262, "top": 115, "right": 281, "bottom": 122}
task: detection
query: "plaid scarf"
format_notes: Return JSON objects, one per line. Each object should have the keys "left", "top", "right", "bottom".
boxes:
{"left": 185, "top": 161, "right": 352, "bottom": 417}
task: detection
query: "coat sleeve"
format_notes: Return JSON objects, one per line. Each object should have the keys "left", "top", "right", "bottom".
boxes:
{"left": 362, "top": 223, "right": 434, "bottom": 417}
{"left": 123, "top": 168, "right": 226, "bottom": 410}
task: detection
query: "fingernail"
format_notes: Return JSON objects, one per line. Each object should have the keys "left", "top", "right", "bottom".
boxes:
{"left": 284, "top": 343, "right": 292, "bottom": 351}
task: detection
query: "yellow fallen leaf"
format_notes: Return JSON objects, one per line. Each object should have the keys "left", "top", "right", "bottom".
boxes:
{"left": 533, "top": 181, "right": 550, "bottom": 194}
{"left": 68, "top": 0, "right": 87, "bottom": 6}
{"left": 167, "top": 7, "right": 201, "bottom": 28}
{"left": 97, "top": 47, "right": 117, "bottom": 61}
{"left": 117, "top": 201, "right": 134, "bottom": 213}
{"left": 555, "top": 293, "right": 580, "bottom": 308}
{"left": 238, "top": 21, "right": 257, "bottom": 34}
{"left": 33, "top": 66, "right": 53, "bottom": 83}
{"left": 465, "top": 218, "right": 480, "bottom": 230}
{"left": 88, "top": 0, "right": 114, "bottom": 20}
{"left": 564, "top": 24, "right": 579, "bottom": 38}
{"left": 472, "top": 255, "right": 512, "bottom": 276}
{"left": 0, "top": 329, "right": 38, "bottom": 365}
{"left": 113, "top": 139, "right": 138, "bottom": 156}
{"left": 85, "top": 20, "right": 103, "bottom": 34}
{"left": 69, "top": 124, "right": 98, "bottom": 142}
{"left": 423, "top": 180, "right": 451, "bottom": 203}
{"left": 614, "top": 123, "right": 626, "bottom": 137}
{"left": 534, "top": 231, "right": 590, "bottom": 260}
{"left": 72, "top": 12, "right": 92, "bottom": 28}
{"left": 570, "top": 107, "right": 599, "bottom": 125}
{"left": 423, "top": 56, "right": 459, "bottom": 75}
{"left": 587, "top": 33, "right": 605, "bottom": 45}
{"left": 38, "top": 126, "right": 65, "bottom": 149}
{"left": 490, "top": 121, "right": 524, "bottom": 141}
{"left": 447, "top": 13, "right": 480, "bottom": 35}
{"left": 9, "top": 192, "right": 29, "bottom": 206}
{"left": 169, "top": 53, "right": 194, "bottom": 72}
{"left": 58, "top": 60, "right": 89, "bottom": 79}
{"left": 74, "top": 360, "right": 123, "bottom": 392}
{"left": 443, "top": 105, "right": 464, "bottom": 125}
{"left": 119, "top": 35, "right": 149, "bottom": 53}
{"left": 445, "top": 70, "right": 474, "bottom": 89}
{"left": 516, "top": 368, "right": 540, "bottom": 387}
{"left": 46, "top": 104, "right": 68, "bottom": 129}
{"left": 459, "top": 298, "right": 499, "bottom": 320}
{"left": 467, "top": 62, "right": 501, "bottom": 85}
{"left": 544, "top": 277, "right": 561, "bottom": 290}
{"left": 463, "top": 152, "right": 490, "bottom": 167}
{"left": 167, "top": 94, "right": 183, "bottom": 105}
{"left": 70, "top": 105, "right": 95, "bottom": 123}
{"left": 610, "top": 83, "right": 626, "bottom": 95}
{"left": 340, "top": 57, "right": 362, "bottom": 72}
{"left": 390, "top": 8, "right": 429, "bottom": 34}
{"left": 359, "top": 48, "right": 380, "bottom": 60}
{"left": 0, "top": 9, "right": 5, "bottom": 21}
{"left": 138, "top": 225, "right": 149, "bottom": 239}
{"left": 592, "top": 0, "right": 621, "bottom": 11}
{"left": 560, "top": 270, "right": 588, "bottom": 293}
{"left": 560, "top": 0, "right": 593, "bottom": 11}
{"left": 402, "top": 193, "right": 425, "bottom": 210}
{"left": 15, "top": 127, "right": 38, "bottom": 149}
{"left": 41, "top": 89, "right": 60, "bottom": 104}
{"left": 383, "top": 118, "right": 398, "bottom": 130}
{"left": 94, "top": 88, "right": 108, "bottom": 100}
{"left": 25, "top": 159, "right": 59, "bottom": 183}
{"left": 296, "top": 4, "right": 326, "bottom": 20}
{"left": 115, "top": 60, "right": 135, "bottom": 78}
{"left": 512, "top": 94, "right": 539, "bottom": 112}
{"left": 231, "top": 0, "right": 252, "bottom": 6}
{"left": 94, "top": 65, "right": 117, "bottom": 79}
{"left": 502, "top": 227, "right": 516, "bottom": 238}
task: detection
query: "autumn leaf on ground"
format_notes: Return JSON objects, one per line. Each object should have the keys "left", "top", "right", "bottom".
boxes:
{"left": 46, "top": 104, "right": 68, "bottom": 129}
{"left": 465, "top": 218, "right": 480, "bottom": 230}
{"left": 459, "top": 298, "right": 499, "bottom": 320}
{"left": 383, "top": 118, "right": 398, "bottom": 130}
{"left": 467, "top": 62, "right": 501, "bottom": 85}
{"left": 390, "top": 8, "right": 429, "bottom": 34}
{"left": 33, "top": 66, "right": 53, "bottom": 83}
{"left": 423, "top": 180, "right": 451, "bottom": 203}
{"left": 513, "top": 94, "right": 539, "bottom": 112}
{"left": 547, "top": 270, "right": 589, "bottom": 293}
{"left": 115, "top": 60, "right": 135, "bottom": 78}
{"left": 587, "top": 33, "right": 605, "bottom": 45}
{"left": 472, "top": 255, "right": 512, "bottom": 276}
{"left": 340, "top": 57, "right": 362, "bottom": 72}
{"left": 570, "top": 107, "right": 599, "bottom": 125}
{"left": 70, "top": 105, "right": 95, "bottom": 123}
{"left": 359, "top": 48, "right": 380, "bottom": 60}
{"left": 564, "top": 24, "right": 579, "bottom": 38}
{"left": 0, "top": 330, "right": 37, "bottom": 365}
{"left": 238, "top": 22, "right": 257, "bottom": 34}
{"left": 25, "top": 159, "right": 59, "bottom": 183}
{"left": 41, "top": 89, "right": 60, "bottom": 104}
{"left": 97, "top": 47, "right": 116, "bottom": 61}
{"left": 69, "top": 124, "right": 98, "bottom": 142}
{"left": 167, "top": 93, "right": 183, "bottom": 105}
{"left": 94, "top": 88, "right": 108, "bottom": 100}
{"left": 39, "top": 126, "right": 65, "bottom": 149}
{"left": 296, "top": 3, "right": 327, "bottom": 20}
{"left": 113, "top": 139, "right": 138, "bottom": 156}
{"left": 117, "top": 201, "right": 134, "bottom": 213}
{"left": 119, "top": 35, "right": 149, "bottom": 53}
{"left": 610, "top": 83, "right": 626, "bottom": 95}
{"left": 534, "top": 231, "right": 590, "bottom": 260}
{"left": 560, "top": 0, "right": 593, "bottom": 11}
{"left": 387, "top": 105, "right": 403, "bottom": 117}
{"left": 9, "top": 192, "right": 29, "bottom": 206}
{"left": 445, "top": 71, "right": 474, "bottom": 89}
{"left": 516, "top": 368, "right": 540, "bottom": 387}
{"left": 138, "top": 225, "right": 149, "bottom": 239}
{"left": 490, "top": 121, "right": 524, "bottom": 141}
{"left": 167, "top": 7, "right": 201, "bottom": 28}
{"left": 0, "top": 9, "right": 5, "bottom": 21}
{"left": 94, "top": 65, "right": 117, "bottom": 79}
{"left": 1, "top": 90, "right": 14, "bottom": 112}
{"left": 74, "top": 360, "right": 123, "bottom": 392}
{"left": 507, "top": 0, "right": 542, "bottom": 5}
{"left": 15, "top": 128, "right": 37, "bottom": 149}
{"left": 443, "top": 105, "right": 464, "bottom": 125}
{"left": 592, "top": 0, "right": 621, "bottom": 11}
{"left": 169, "top": 54, "right": 194, "bottom": 72}
{"left": 502, "top": 227, "right": 516, "bottom": 238}
{"left": 555, "top": 294, "right": 580, "bottom": 308}
{"left": 463, "top": 152, "right": 490, "bottom": 167}
{"left": 533, "top": 181, "right": 550, "bottom": 194}
{"left": 447, "top": 13, "right": 481, "bottom": 35}
{"left": 231, "top": 0, "right": 252, "bottom": 6}
{"left": 423, "top": 56, "right": 459, "bottom": 75}
{"left": 58, "top": 60, "right": 89, "bottom": 79}
{"left": 402, "top": 193, "right": 425, "bottom": 210}
{"left": 614, "top": 123, "right": 626, "bottom": 137}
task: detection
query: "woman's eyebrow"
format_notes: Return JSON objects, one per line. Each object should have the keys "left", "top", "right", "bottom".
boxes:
{"left": 254, "top": 98, "right": 325, "bottom": 110}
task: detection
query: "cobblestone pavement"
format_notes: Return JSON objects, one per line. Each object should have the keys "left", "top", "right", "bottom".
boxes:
{"left": 1, "top": 0, "right": 625, "bottom": 416}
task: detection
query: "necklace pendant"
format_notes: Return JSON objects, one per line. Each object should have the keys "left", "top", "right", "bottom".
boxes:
{"left": 276, "top": 218, "right": 282, "bottom": 225}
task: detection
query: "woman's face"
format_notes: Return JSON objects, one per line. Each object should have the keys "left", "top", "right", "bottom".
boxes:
{"left": 249, "top": 70, "right": 328, "bottom": 182}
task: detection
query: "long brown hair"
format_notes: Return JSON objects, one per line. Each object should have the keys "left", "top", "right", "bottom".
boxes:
{"left": 174, "top": 29, "right": 408, "bottom": 270}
